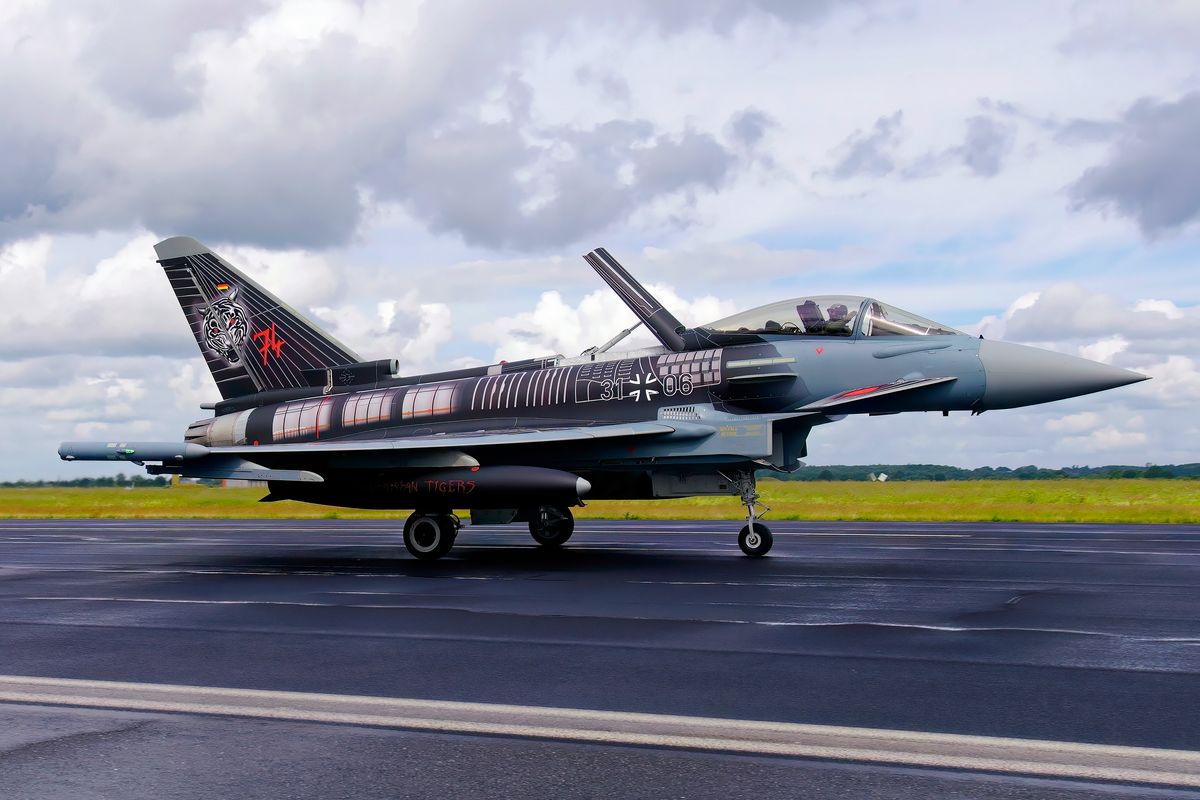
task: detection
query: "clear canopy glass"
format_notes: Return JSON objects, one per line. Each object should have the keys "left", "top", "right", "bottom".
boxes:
{"left": 861, "top": 301, "right": 961, "bottom": 337}
{"left": 701, "top": 296, "right": 866, "bottom": 337}
{"left": 700, "top": 296, "right": 961, "bottom": 338}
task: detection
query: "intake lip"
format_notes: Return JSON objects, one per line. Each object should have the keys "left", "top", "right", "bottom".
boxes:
{"left": 977, "top": 340, "right": 1149, "bottom": 410}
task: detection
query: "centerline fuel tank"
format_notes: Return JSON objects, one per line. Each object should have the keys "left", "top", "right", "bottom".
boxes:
{"left": 264, "top": 465, "right": 591, "bottom": 510}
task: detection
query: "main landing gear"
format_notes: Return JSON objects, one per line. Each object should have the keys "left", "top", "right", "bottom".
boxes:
{"left": 728, "top": 471, "right": 773, "bottom": 557}
{"left": 528, "top": 505, "right": 574, "bottom": 548}
{"left": 403, "top": 511, "right": 460, "bottom": 560}
{"left": 401, "top": 505, "right": 575, "bottom": 560}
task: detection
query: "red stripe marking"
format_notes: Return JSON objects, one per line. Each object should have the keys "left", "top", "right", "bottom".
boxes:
{"left": 838, "top": 385, "right": 884, "bottom": 399}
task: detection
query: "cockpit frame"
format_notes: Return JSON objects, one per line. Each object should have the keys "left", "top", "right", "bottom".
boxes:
{"left": 696, "top": 295, "right": 962, "bottom": 343}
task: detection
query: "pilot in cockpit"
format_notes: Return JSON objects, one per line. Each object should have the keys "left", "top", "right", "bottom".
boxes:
{"left": 825, "top": 303, "right": 854, "bottom": 336}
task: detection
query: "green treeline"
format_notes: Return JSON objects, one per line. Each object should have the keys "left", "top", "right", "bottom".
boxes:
{"left": 1, "top": 474, "right": 171, "bottom": 488}
{"left": 7, "top": 465, "right": 1198, "bottom": 488}
{"left": 782, "top": 463, "right": 1200, "bottom": 481}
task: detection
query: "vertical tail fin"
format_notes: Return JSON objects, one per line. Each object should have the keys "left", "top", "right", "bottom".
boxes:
{"left": 154, "top": 236, "right": 361, "bottom": 400}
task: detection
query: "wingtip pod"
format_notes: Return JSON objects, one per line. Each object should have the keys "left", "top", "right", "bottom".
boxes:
{"left": 58, "top": 442, "right": 211, "bottom": 462}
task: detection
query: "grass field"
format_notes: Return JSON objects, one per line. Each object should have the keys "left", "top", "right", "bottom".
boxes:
{"left": 1, "top": 479, "right": 1196, "bottom": 523}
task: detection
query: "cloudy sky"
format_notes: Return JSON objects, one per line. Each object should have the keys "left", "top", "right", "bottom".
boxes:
{"left": 3, "top": 0, "right": 1198, "bottom": 480}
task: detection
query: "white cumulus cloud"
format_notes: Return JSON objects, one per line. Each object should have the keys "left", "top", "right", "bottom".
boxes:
{"left": 477, "top": 285, "right": 736, "bottom": 361}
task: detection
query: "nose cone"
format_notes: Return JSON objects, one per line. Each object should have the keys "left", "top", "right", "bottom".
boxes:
{"left": 978, "top": 340, "right": 1148, "bottom": 410}
{"left": 576, "top": 476, "right": 592, "bottom": 499}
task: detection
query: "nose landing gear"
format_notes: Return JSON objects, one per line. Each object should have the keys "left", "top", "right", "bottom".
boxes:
{"left": 403, "top": 511, "right": 459, "bottom": 560}
{"left": 727, "top": 471, "right": 773, "bottom": 557}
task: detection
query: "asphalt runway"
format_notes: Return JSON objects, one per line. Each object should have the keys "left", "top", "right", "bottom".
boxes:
{"left": 1, "top": 518, "right": 1199, "bottom": 799}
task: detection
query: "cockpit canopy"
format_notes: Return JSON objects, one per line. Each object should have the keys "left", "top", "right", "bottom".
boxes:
{"left": 701, "top": 296, "right": 962, "bottom": 338}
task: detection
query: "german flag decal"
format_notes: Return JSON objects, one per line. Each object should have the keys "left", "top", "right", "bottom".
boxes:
{"left": 215, "top": 283, "right": 230, "bottom": 291}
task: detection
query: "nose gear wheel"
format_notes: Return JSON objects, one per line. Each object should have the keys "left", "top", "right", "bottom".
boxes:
{"left": 738, "top": 523, "right": 773, "bottom": 557}
{"left": 723, "top": 470, "right": 774, "bottom": 557}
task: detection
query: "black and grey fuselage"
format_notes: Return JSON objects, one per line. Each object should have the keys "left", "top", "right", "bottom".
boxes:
{"left": 182, "top": 328, "right": 988, "bottom": 505}
{"left": 58, "top": 237, "right": 1146, "bottom": 514}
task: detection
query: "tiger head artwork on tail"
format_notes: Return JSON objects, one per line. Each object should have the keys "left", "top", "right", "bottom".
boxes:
{"left": 199, "top": 286, "right": 249, "bottom": 364}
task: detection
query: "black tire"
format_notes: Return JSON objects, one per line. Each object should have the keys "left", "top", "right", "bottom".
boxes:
{"left": 528, "top": 505, "right": 574, "bottom": 548}
{"left": 404, "top": 513, "right": 456, "bottom": 560}
{"left": 738, "top": 523, "right": 773, "bottom": 557}
{"left": 437, "top": 513, "right": 460, "bottom": 541}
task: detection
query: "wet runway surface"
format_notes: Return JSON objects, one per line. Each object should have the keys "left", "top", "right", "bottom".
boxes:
{"left": 1, "top": 518, "right": 1199, "bottom": 798}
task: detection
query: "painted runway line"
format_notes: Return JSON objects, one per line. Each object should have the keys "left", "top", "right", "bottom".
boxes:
{"left": 0, "top": 674, "right": 1197, "bottom": 788}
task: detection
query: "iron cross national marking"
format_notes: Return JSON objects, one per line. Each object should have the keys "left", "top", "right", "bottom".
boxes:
{"left": 627, "top": 372, "right": 659, "bottom": 402}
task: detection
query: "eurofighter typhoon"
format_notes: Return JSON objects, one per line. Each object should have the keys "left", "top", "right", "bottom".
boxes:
{"left": 59, "top": 238, "right": 1147, "bottom": 559}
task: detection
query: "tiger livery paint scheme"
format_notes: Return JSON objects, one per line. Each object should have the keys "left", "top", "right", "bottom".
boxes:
{"left": 56, "top": 236, "right": 1150, "bottom": 561}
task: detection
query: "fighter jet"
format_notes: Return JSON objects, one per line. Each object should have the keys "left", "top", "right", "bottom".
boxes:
{"left": 59, "top": 237, "right": 1148, "bottom": 559}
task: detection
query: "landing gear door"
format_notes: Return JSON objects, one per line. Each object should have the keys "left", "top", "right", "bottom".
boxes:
{"left": 651, "top": 471, "right": 736, "bottom": 498}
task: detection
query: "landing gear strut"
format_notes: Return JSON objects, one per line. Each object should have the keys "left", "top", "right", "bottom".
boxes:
{"left": 528, "top": 505, "right": 574, "bottom": 548}
{"left": 403, "top": 511, "right": 459, "bottom": 560}
{"left": 727, "top": 471, "right": 772, "bottom": 557}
